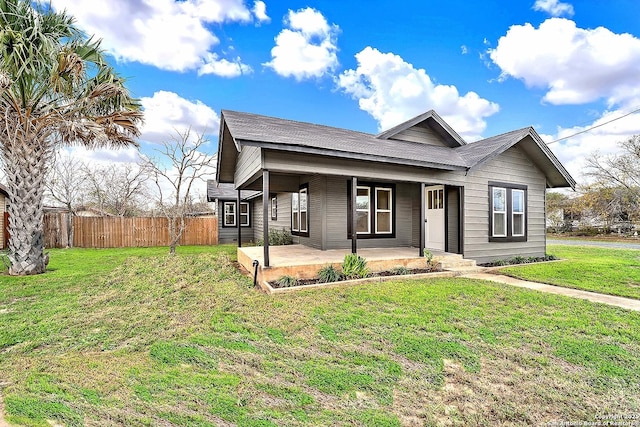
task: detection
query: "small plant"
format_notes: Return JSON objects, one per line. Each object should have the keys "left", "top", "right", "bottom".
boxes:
{"left": 318, "top": 265, "right": 342, "bottom": 283}
{"left": 390, "top": 266, "right": 410, "bottom": 276}
{"left": 545, "top": 254, "right": 558, "bottom": 261}
{"left": 276, "top": 275, "right": 297, "bottom": 288}
{"left": 341, "top": 253, "right": 369, "bottom": 280}
{"left": 423, "top": 249, "right": 433, "bottom": 263}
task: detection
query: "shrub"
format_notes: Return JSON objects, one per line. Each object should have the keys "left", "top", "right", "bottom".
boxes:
{"left": 276, "top": 275, "right": 297, "bottom": 288}
{"left": 390, "top": 266, "right": 410, "bottom": 276}
{"left": 318, "top": 265, "right": 342, "bottom": 283}
{"left": 342, "top": 253, "right": 369, "bottom": 280}
{"left": 256, "top": 228, "right": 294, "bottom": 246}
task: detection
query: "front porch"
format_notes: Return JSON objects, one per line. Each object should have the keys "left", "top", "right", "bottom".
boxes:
{"left": 238, "top": 244, "right": 477, "bottom": 285}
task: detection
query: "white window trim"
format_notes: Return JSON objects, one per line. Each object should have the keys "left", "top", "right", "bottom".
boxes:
{"left": 291, "top": 193, "right": 299, "bottom": 232}
{"left": 240, "top": 202, "right": 250, "bottom": 227}
{"left": 512, "top": 189, "right": 525, "bottom": 237}
{"left": 299, "top": 188, "right": 308, "bottom": 233}
{"left": 374, "top": 187, "right": 393, "bottom": 234}
{"left": 492, "top": 187, "right": 507, "bottom": 237}
{"left": 356, "top": 186, "right": 371, "bottom": 235}
{"left": 223, "top": 201, "right": 236, "bottom": 227}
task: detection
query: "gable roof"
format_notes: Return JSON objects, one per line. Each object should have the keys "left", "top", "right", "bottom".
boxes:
{"left": 217, "top": 110, "right": 576, "bottom": 190}
{"left": 456, "top": 127, "right": 576, "bottom": 189}
{"left": 207, "top": 180, "right": 260, "bottom": 202}
{"left": 220, "top": 110, "right": 468, "bottom": 171}
{"left": 376, "top": 110, "right": 466, "bottom": 147}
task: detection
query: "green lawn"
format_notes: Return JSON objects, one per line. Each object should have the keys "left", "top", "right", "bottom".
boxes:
{"left": 1, "top": 245, "right": 639, "bottom": 426}
{"left": 501, "top": 244, "right": 640, "bottom": 300}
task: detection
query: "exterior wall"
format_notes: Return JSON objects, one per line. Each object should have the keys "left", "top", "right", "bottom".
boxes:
{"left": 252, "top": 193, "right": 292, "bottom": 243}
{"left": 235, "top": 146, "right": 262, "bottom": 186}
{"left": 462, "top": 145, "right": 547, "bottom": 264}
{"left": 390, "top": 125, "right": 447, "bottom": 146}
{"left": 447, "top": 186, "right": 459, "bottom": 254}
{"left": 323, "top": 177, "right": 416, "bottom": 250}
{"left": 217, "top": 199, "right": 254, "bottom": 244}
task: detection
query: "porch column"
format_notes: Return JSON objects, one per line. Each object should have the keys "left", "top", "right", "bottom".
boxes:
{"left": 237, "top": 189, "right": 242, "bottom": 248}
{"left": 263, "top": 170, "right": 270, "bottom": 267}
{"left": 419, "top": 183, "right": 425, "bottom": 257}
{"left": 351, "top": 176, "right": 358, "bottom": 254}
{"left": 459, "top": 186, "right": 464, "bottom": 256}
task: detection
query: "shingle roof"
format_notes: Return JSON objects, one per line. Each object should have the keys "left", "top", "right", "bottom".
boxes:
{"left": 207, "top": 181, "right": 260, "bottom": 201}
{"left": 222, "top": 110, "right": 468, "bottom": 170}
{"left": 219, "top": 109, "right": 575, "bottom": 189}
{"left": 456, "top": 127, "right": 532, "bottom": 165}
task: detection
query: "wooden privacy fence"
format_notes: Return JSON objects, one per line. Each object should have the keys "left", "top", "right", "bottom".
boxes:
{"left": 43, "top": 214, "right": 218, "bottom": 248}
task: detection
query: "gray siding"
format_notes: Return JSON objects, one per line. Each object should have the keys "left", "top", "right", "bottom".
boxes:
{"left": 390, "top": 124, "right": 448, "bottom": 146}
{"left": 296, "top": 175, "right": 325, "bottom": 249}
{"left": 217, "top": 200, "right": 254, "bottom": 244}
{"left": 252, "top": 193, "right": 292, "bottom": 243}
{"left": 323, "top": 178, "right": 415, "bottom": 250}
{"left": 235, "top": 146, "right": 262, "bottom": 186}
{"left": 447, "top": 187, "right": 459, "bottom": 254}
{"left": 463, "top": 145, "right": 546, "bottom": 264}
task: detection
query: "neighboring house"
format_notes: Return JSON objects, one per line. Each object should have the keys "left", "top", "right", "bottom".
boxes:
{"left": 206, "top": 181, "right": 260, "bottom": 244}
{"left": 216, "top": 109, "right": 575, "bottom": 265}
{"left": 0, "top": 184, "right": 7, "bottom": 250}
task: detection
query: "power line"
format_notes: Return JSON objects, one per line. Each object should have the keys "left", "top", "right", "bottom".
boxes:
{"left": 546, "top": 106, "right": 640, "bottom": 145}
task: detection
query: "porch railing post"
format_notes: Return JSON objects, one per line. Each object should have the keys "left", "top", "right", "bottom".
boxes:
{"left": 420, "top": 182, "right": 425, "bottom": 257}
{"left": 263, "top": 170, "right": 270, "bottom": 267}
{"left": 351, "top": 176, "right": 357, "bottom": 254}
{"left": 237, "top": 189, "right": 242, "bottom": 248}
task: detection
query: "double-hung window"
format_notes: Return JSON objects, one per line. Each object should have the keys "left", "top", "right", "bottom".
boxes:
{"left": 349, "top": 181, "right": 395, "bottom": 238}
{"left": 489, "top": 182, "right": 527, "bottom": 242}
{"left": 291, "top": 185, "right": 309, "bottom": 236}
{"left": 223, "top": 201, "right": 250, "bottom": 227}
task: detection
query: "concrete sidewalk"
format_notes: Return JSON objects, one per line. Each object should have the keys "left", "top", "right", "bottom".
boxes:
{"left": 461, "top": 272, "right": 640, "bottom": 312}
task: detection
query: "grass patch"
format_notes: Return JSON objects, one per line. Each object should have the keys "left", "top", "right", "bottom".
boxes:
{"left": 501, "top": 244, "right": 640, "bottom": 299}
{"left": 1, "top": 244, "right": 639, "bottom": 425}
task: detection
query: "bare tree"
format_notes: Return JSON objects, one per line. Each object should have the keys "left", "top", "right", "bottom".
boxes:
{"left": 83, "top": 162, "right": 151, "bottom": 216}
{"left": 146, "top": 129, "right": 216, "bottom": 254}
{"left": 44, "top": 153, "right": 88, "bottom": 247}
{"left": 585, "top": 135, "right": 640, "bottom": 228}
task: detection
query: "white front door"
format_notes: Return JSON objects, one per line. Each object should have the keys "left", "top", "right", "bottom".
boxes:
{"left": 425, "top": 185, "right": 445, "bottom": 251}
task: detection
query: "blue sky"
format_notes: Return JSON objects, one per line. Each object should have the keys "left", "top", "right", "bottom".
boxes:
{"left": 47, "top": 0, "right": 640, "bottom": 190}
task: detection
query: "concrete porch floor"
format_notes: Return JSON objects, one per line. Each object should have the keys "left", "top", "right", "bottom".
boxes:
{"left": 237, "top": 245, "right": 475, "bottom": 283}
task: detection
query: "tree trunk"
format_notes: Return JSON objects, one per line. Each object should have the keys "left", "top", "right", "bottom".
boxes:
{"left": 2, "top": 132, "right": 50, "bottom": 275}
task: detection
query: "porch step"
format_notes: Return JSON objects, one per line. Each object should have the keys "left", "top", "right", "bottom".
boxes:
{"left": 438, "top": 258, "right": 477, "bottom": 270}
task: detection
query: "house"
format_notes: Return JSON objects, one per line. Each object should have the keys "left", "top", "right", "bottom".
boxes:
{"left": 0, "top": 184, "right": 7, "bottom": 249}
{"left": 216, "top": 109, "right": 575, "bottom": 266}
{"left": 207, "top": 181, "right": 260, "bottom": 244}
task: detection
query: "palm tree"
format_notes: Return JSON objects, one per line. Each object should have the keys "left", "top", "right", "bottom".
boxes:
{"left": 0, "top": 0, "right": 143, "bottom": 275}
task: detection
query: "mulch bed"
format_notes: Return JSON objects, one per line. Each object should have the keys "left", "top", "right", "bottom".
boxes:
{"left": 269, "top": 266, "right": 441, "bottom": 289}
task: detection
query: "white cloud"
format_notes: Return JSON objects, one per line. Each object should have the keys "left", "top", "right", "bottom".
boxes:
{"left": 489, "top": 18, "right": 640, "bottom": 107}
{"left": 338, "top": 47, "right": 499, "bottom": 140}
{"left": 264, "top": 7, "right": 339, "bottom": 80}
{"left": 252, "top": 1, "right": 270, "bottom": 23}
{"left": 198, "top": 54, "right": 253, "bottom": 77}
{"left": 139, "top": 91, "right": 220, "bottom": 144}
{"left": 47, "top": 0, "right": 256, "bottom": 76}
{"left": 461, "top": 45, "right": 468, "bottom": 55}
{"left": 533, "top": 0, "right": 574, "bottom": 17}
{"left": 540, "top": 109, "right": 640, "bottom": 185}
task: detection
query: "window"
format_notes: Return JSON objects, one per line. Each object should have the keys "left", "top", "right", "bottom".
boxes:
{"left": 271, "top": 196, "right": 277, "bottom": 220}
{"left": 291, "top": 185, "right": 309, "bottom": 236}
{"left": 489, "top": 182, "right": 527, "bottom": 242}
{"left": 239, "top": 202, "right": 250, "bottom": 227}
{"left": 222, "top": 201, "right": 250, "bottom": 227}
{"left": 356, "top": 187, "right": 370, "bottom": 234}
{"left": 375, "top": 187, "right": 392, "bottom": 234}
{"left": 348, "top": 182, "right": 395, "bottom": 238}
{"left": 512, "top": 190, "right": 525, "bottom": 236}
{"left": 223, "top": 202, "right": 236, "bottom": 227}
